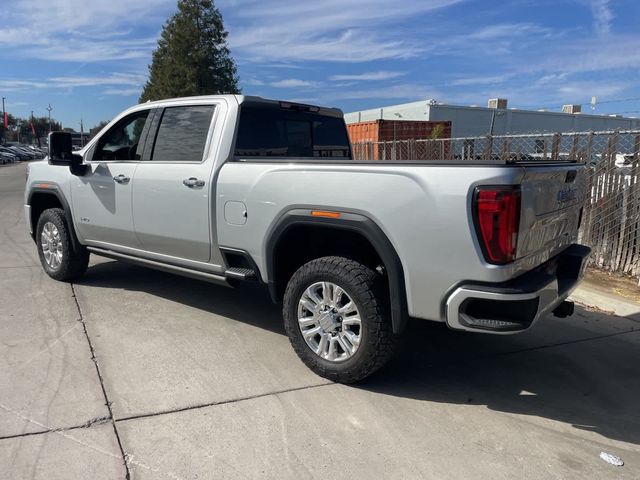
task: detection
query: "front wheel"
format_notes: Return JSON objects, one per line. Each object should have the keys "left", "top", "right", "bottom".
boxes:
{"left": 36, "top": 208, "right": 89, "bottom": 281}
{"left": 283, "top": 256, "right": 398, "bottom": 383}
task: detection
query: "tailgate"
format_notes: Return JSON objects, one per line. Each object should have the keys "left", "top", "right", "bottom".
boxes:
{"left": 518, "top": 164, "right": 587, "bottom": 260}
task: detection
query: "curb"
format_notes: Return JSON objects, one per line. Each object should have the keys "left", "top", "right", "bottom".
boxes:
{"left": 570, "top": 284, "right": 640, "bottom": 318}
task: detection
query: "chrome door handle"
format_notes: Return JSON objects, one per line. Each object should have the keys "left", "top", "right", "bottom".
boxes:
{"left": 183, "top": 177, "right": 205, "bottom": 188}
{"left": 113, "top": 174, "right": 130, "bottom": 184}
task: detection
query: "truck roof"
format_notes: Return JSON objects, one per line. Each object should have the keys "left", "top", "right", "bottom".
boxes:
{"left": 139, "top": 95, "right": 344, "bottom": 117}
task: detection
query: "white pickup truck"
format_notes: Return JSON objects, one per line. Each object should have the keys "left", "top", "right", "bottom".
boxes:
{"left": 25, "top": 95, "right": 590, "bottom": 382}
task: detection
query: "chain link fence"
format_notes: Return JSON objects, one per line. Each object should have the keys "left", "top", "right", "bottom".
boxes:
{"left": 352, "top": 130, "right": 640, "bottom": 283}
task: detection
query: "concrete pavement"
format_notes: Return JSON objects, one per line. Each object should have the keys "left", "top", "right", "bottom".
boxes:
{"left": 1, "top": 162, "right": 639, "bottom": 479}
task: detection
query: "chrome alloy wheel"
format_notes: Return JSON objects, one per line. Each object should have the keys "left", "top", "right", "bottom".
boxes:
{"left": 297, "top": 281, "right": 362, "bottom": 362}
{"left": 41, "top": 222, "right": 63, "bottom": 269}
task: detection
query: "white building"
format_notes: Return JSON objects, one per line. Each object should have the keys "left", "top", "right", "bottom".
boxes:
{"left": 344, "top": 99, "right": 640, "bottom": 138}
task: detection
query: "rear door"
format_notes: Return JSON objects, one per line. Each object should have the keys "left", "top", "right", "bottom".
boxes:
{"left": 131, "top": 102, "right": 221, "bottom": 264}
{"left": 518, "top": 164, "right": 587, "bottom": 259}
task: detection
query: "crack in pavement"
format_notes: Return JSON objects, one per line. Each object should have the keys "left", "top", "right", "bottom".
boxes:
{"left": 0, "top": 401, "right": 184, "bottom": 479}
{"left": 70, "top": 283, "right": 131, "bottom": 480}
{"left": 116, "top": 381, "right": 334, "bottom": 423}
{"left": 0, "top": 415, "right": 111, "bottom": 441}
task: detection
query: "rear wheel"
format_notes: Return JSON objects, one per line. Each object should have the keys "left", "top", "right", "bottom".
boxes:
{"left": 36, "top": 208, "right": 89, "bottom": 281}
{"left": 283, "top": 256, "right": 398, "bottom": 383}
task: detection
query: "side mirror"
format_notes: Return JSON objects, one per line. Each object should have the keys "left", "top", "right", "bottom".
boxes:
{"left": 48, "top": 131, "right": 86, "bottom": 175}
{"left": 48, "top": 131, "right": 73, "bottom": 165}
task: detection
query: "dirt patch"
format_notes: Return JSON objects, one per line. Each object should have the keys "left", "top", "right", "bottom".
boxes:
{"left": 584, "top": 268, "right": 640, "bottom": 304}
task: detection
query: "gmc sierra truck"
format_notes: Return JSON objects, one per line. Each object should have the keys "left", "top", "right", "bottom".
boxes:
{"left": 25, "top": 95, "right": 590, "bottom": 382}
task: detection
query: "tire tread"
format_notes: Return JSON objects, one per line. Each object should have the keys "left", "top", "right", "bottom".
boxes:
{"left": 36, "top": 208, "right": 89, "bottom": 282}
{"left": 283, "top": 256, "right": 398, "bottom": 383}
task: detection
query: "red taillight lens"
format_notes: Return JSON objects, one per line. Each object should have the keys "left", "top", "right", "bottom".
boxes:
{"left": 474, "top": 187, "right": 521, "bottom": 264}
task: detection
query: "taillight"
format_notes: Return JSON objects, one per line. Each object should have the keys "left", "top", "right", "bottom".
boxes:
{"left": 473, "top": 186, "right": 521, "bottom": 264}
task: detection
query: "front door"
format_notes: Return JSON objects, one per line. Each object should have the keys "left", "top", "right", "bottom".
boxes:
{"left": 131, "top": 104, "right": 218, "bottom": 264}
{"left": 71, "top": 109, "right": 152, "bottom": 248}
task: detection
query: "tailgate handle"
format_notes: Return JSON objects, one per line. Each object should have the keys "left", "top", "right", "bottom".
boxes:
{"left": 565, "top": 170, "right": 577, "bottom": 183}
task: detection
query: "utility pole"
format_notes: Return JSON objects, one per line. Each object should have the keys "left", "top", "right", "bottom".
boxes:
{"left": 1, "top": 97, "right": 5, "bottom": 145}
{"left": 46, "top": 104, "right": 53, "bottom": 134}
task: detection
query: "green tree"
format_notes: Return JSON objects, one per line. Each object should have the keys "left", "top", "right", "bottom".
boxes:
{"left": 90, "top": 120, "right": 110, "bottom": 137}
{"left": 140, "top": 0, "right": 240, "bottom": 102}
{"left": 430, "top": 123, "right": 445, "bottom": 139}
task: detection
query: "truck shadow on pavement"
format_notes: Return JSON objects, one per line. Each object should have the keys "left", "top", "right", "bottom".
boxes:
{"left": 78, "top": 259, "right": 287, "bottom": 334}
{"left": 78, "top": 260, "right": 640, "bottom": 446}
{"left": 361, "top": 311, "right": 640, "bottom": 446}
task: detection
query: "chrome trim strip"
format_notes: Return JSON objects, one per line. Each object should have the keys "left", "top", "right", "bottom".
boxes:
{"left": 24, "top": 205, "right": 32, "bottom": 234}
{"left": 84, "top": 240, "right": 224, "bottom": 274}
{"left": 87, "top": 246, "right": 230, "bottom": 287}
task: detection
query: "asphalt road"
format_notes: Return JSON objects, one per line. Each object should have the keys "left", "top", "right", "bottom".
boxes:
{"left": 1, "top": 162, "right": 639, "bottom": 479}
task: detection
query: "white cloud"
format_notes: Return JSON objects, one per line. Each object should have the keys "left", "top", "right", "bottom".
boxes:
{"left": 450, "top": 75, "right": 513, "bottom": 86}
{"left": 22, "top": 38, "right": 158, "bottom": 63}
{"left": 103, "top": 87, "right": 142, "bottom": 96}
{"left": 589, "top": 0, "right": 614, "bottom": 36}
{"left": 466, "top": 23, "right": 551, "bottom": 40}
{"left": 243, "top": 78, "right": 266, "bottom": 86}
{"left": 222, "top": 0, "right": 463, "bottom": 62}
{"left": 0, "top": 73, "right": 145, "bottom": 92}
{"left": 328, "top": 84, "right": 441, "bottom": 101}
{"left": 0, "top": 0, "right": 167, "bottom": 62}
{"left": 533, "top": 35, "right": 640, "bottom": 75}
{"left": 270, "top": 79, "right": 320, "bottom": 88}
{"left": 49, "top": 73, "right": 146, "bottom": 88}
{"left": 330, "top": 71, "right": 406, "bottom": 81}
{"left": 0, "top": 80, "right": 48, "bottom": 90}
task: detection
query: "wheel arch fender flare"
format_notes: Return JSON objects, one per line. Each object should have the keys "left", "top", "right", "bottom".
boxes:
{"left": 265, "top": 208, "right": 408, "bottom": 334}
{"left": 28, "top": 186, "right": 82, "bottom": 253}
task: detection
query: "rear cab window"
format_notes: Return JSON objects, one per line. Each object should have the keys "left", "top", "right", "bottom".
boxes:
{"left": 151, "top": 105, "right": 215, "bottom": 162}
{"left": 234, "top": 102, "right": 352, "bottom": 160}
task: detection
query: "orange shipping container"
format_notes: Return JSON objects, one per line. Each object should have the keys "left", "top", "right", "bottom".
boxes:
{"left": 347, "top": 120, "right": 452, "bottom": 160}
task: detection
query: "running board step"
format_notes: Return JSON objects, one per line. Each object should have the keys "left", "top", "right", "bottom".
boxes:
{"left": 224, "top": 267, "right": 257, "bottom": 281}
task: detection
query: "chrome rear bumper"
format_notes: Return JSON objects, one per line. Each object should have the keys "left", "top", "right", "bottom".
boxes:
{"left": 445, "top": 244, "right": 591, "bottom": 334}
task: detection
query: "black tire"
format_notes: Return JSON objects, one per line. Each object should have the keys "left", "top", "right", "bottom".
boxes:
{"left": 36, "top": 208, "right": 89, "bottom": 281}
{"left": 283, "top": 256, "right": 398, "bottom": 383}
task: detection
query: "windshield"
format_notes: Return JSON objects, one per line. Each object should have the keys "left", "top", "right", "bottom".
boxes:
{"left": 234, "top": 104, "right": 351, "bottom": 159}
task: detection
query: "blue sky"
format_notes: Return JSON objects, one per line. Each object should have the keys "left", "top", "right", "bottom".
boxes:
{"left": 1, "top": 0, "right": 640, "bottom": 130}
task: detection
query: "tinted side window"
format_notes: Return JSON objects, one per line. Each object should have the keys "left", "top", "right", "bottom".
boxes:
{"left": 151, "top": 106, "right": 215, "bottom": 162}
{"left": 234, "top": 105, "right": 351, "bottom": 159}
{"left": 94, "top": 110, "right": 149, "bottom": 161}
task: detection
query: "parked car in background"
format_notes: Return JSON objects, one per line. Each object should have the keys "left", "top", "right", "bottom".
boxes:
{"left": 0, "top": 151, "right": 17, "bottom": 164}
{"left": 26, "top": 145, "right": 46, "bottom": 157}
{"left": 0, "top": 147, "right": 20, "bottom": 163}
{"left": 6, "top": 146, "right": 28, "bottom": 161}
{"left": 0, "top": 144, "right": 46, "bottom": 161}
{"left": 17, "top": 146, "right": 37, "bottom": 160}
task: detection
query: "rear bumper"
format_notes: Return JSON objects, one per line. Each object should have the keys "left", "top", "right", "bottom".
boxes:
{"left": 445, "top": 244, "right": 591, "bottom": 333}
